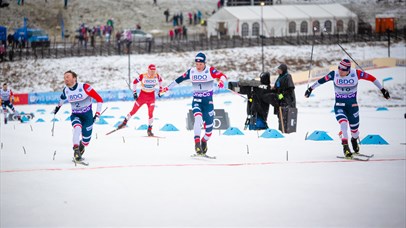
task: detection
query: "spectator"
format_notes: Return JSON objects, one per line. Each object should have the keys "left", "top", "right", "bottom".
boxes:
{"left": 173, "top": 14, "right": 178, "bottom": 27}
{"left": 7, "top": 45, "right": 13, "bottom": 61}
{"left": 116, "top": 31, "right": 122, "bottom": 54}
{"left": 197, "top": 10, "right": 202, "bottom": 24}
{"left": 90, "top": 28, "right": 95, "bottom": 47}
{"left": 179, "top": 12, "right": 183, "bottom": 25}
{"left": 188, "top": 12, "right": 193, "bottom": 25}
{"left": 182, "top": 25, "right": 188, "bottom": 40}
{"left": 107, "top": 18, "right": 114, "bottom": 31}
{"left": 177, "top": 26, "right": 183, "bottom": 40}
{"left": 169, "top": 29, "right": 174, "bottom": 41}
{"left": 174, "top": 27, "right": 179, "bottom": 39}
{"left": 153, "top": 0, "right": 157, "bottom": 6}
{"left": 164, "top": 9, "right": 170, "bottom": 23}
{"left": 7, "top": 34, "right": 13, "bottom": 48}
{"left": 0, "top": 44, "right": 5, "bottom": 62}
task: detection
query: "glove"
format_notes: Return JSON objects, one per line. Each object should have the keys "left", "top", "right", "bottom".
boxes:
{"left": 133, "top": 91, "right": 138, "bottom": 100}
{"left": 159, "top": 87, "right": 169, "bottom": 97}
{"left": 278, "top": 93, "right": 284, "bottom": 100}
{"left": 304, "top": 87, "right": 313, "bottom": 98}
{"left": 218, "top": 80, "right": 225, "bottom": 89}
{"left": 248, "top": 98, "right": 253, "bottom": 103}
{"left": 53, "top": 106, "right": 61, "bottom": 114}
{"left": 381, "top": 88, "right": 390, "bottom": 99}
{"left": 93, "top": 112, "right": 100, "bottom": 123}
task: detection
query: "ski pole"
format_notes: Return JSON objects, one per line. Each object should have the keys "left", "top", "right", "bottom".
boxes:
{"left": 307, "top": 27, "right": 317, "bottom": 88}
{"left": 337, "top": 42, "right": 365, "bottom": 71}
{"left": 51, "top": 113, "right": 56, "bottom": 136}
{"left": 100, "top": 106, "right": 108, "bottom": 116}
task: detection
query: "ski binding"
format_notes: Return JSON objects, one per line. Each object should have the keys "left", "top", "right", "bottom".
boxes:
{"left": 72, "top": 157, "right": 89, "bottom": 166}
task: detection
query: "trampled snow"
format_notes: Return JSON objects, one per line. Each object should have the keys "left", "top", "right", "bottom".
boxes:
{"left": 1, "top": 66, "right": 405, "bottom": 227}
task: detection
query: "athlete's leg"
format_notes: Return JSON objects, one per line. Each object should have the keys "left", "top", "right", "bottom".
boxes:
{"left": 201, "top": 100, "right": 214, "bottom": 142}
{"left": 146, "top": 100, "right": 155, "bottom": 136}
{"left": 347, "top": 105, "right": 360, "bottom": 152}
{"left": 127, "top": 99, "right": 144, "bottom": 120}
{"left": 70, "top": 114, "right": 83, "bottom": 146}
{"left": 335, "top": 104, "right": 353, "bottom": 157}
{"left": 335, "top": 106, "right": 349, "bottom": 142}
{"left": 192, "top": 106, "right": 203, "bottom": 142}
{"left": 348, "top": 105, "right": 360, "bottom": 139}
{"left": 2, "top": 103, "right": 7, "bottom": 124}
{"left": 80, "top": 111, "right": 94, "bottom": 147}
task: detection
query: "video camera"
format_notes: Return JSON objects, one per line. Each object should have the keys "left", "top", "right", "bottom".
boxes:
{"left": 228, "top": 71, "right": 271, "bottom": 95}
{"left": 228, "top": 79, "right": 262, "bottom": 95}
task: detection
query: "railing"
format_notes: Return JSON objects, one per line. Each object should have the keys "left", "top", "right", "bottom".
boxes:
{"left": 1, "top": 29, "right": 404, "bottom": 62}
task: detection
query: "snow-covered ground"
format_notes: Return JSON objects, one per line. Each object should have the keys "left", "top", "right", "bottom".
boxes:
{"left": 1, "top": 67, "right": 405, "bottom": 227}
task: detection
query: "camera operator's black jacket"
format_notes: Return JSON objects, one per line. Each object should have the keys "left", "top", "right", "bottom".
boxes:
{"left": 262, "top": 71, "right": 296, "bottom": 115}
{"left": 247, "top": 86, "right": 272, "bottom": 126}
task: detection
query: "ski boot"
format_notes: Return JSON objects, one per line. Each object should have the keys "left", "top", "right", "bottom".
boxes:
{"left": 351, "top": 137, "right": 360, "bottom": 155}
{"left": 201, "top": 140, "right": 208, "bottom": 154}
{"left": 195, "top": 141, "right": 203, "bottom": 155}
{"left": 147, "top": 125, "right": 154, "bottom": 136}
{"left": 73, "top": 145, "right": 82, "bottom": 161}
{"left": 117, "top": 119, "right": 128, "bottom": 129}
{"left": 79, "top": 140, "right": 85, "bottom": 156}
{"left": 342, "top": 140, "right": 353, "bottom": 159}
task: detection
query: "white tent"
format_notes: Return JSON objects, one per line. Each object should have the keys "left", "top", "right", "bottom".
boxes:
{"left": 206, "top": 3, "right": 358, "bottom": 38}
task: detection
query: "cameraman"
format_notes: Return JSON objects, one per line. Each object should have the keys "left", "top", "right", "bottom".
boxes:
{"left": 261, "top": 63, "right": 296, "bottom": 131}
{"left": 228, "top": 73, "right": 272, "bottom": 130}
{"left": 246, "top": 72, "right": 273, "bottom": 130}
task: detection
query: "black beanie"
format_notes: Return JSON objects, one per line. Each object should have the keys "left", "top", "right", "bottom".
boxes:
{"left": 278, "top": 63, "right": 288, "bottom": 73}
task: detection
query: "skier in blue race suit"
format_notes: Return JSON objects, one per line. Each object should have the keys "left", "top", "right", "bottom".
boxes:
{"left": 53, "top": 70, "right": 104, "bottom": 162}
{"left": 305, "top": 59, "right": 390, "bottom": 159}
{"left": 161, "top": 52, "right": 227, "bottom": 157}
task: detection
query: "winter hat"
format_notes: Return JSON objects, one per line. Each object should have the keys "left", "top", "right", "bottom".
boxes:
{"left": 338, "top": 59, "right": 351, "bottom": 71}
{"left": 148, "top": 64, "right": 156, "bottom": 70}
{"left": 195, "top": 52, "right": 206, "bottom": 63}
{"left": 278, "top": 63, "right": 288, "bottom": 73}
{"left": 260, "top": 71, "right": 270, "bottom": 85}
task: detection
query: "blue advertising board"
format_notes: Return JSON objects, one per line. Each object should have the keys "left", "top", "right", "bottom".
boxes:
{"left": 26, "top": 86, "right": 227, "bottom": 105}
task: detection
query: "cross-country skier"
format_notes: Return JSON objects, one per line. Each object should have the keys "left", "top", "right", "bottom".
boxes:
{"left": 53, "top": 70, "right": 103, "bottom": 162}
{"left": 160, "top": 52, "right": 227, "bottom": 156}
{"left": 117, "top": 64, "right": 163, "bottom": 136}
{"left": 304, "top": 59, "right": 390, "bottom": 159}
{"left": 0, "top": 83, "right": 22, "bottom": 124}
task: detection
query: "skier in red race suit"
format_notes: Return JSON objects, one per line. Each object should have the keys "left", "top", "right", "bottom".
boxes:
{"left": 117, "top": 64, "right": 163, "bottom": 136}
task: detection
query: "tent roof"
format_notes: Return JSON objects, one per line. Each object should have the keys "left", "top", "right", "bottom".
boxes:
{"left": 209, "top": 4, "right": 357, "bottom": 21}
{"left": 319, "top": 4, "right": 357, "bottom": 19}
{"left": 296, "top": 5, "right": 334, "bottom": 19}
{"left": 225, "top": 7, "right": 259, "bottom": 20}
{"left": 273, "top": 5, "right": 309, "bottom": 20}
{"left": 246, "top": 6, "right": 286, "bottom": 21}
